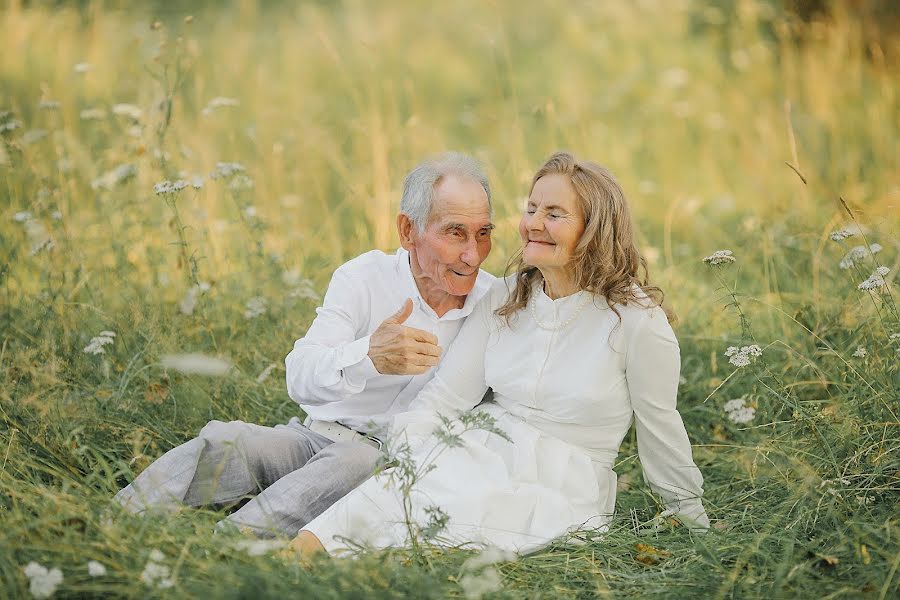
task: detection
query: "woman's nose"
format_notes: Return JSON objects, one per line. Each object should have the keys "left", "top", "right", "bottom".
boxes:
{"left": 527, "top": 213, "right": 544, "bottom": 231}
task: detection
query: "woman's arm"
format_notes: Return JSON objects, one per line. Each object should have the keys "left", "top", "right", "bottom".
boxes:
{"left": 626, "top": 306, "right": 710, "bottom": 532}
{"left": 389, "top": 280, "right": 504, "bottom": 435}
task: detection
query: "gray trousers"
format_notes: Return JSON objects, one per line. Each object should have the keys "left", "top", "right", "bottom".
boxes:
{"left": 113, "top": 417, "right": 382, "bottom": 538}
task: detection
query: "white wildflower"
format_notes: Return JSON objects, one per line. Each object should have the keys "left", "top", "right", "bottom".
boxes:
{"left": 829, "top": 228, "right": 855, "bottom": 242}
{"left": 79, "top": 107, "right": 107, "bottom": 121}
{"left": 73, "top": 62, "right": 92, "bottom": 73}
{"left": 111, "top": 103, "right": 143, "bottom": 121}
{"left": 289, "top": 279, "right": 320, "bottom": 301}
{"left": 38, "top": 100, "right": 60, "bottom": 110}
{"left": 22, "top": 129, "right": 48, "bottom": 145}
{"left": 233, "top": 539, "right": 284, "bottom": 556}
{"left": 125, "top": 125, "right": 143, "bottom": 138}
{"left": 852, "top": 346, "right": 867, "bottom": 358}
{"left": 890, "top": 333, "right": 900, "bottom": 343}
{"left": 703, "top": 250, "right": 735, "bottom": 266}
{"left": 51, "top": 211, "right": 62, "bottom": 220}
{"left": 458, "top": 547, "right": 515, "bottom": 600}
{"left": 0, "top": 119, "right": 20, "bottom": 133}
{"left": 86, "top": 561, "right": 106, "bottom": 577}
{"left": 459, "top": 567, "right": 503, "bottom": 600}
{"left": 724, "top": 395, "right": 756, "bottom": 424}
{"left": 201, "top": 96, "right": 240, "bottom": 116}
{"left": 858, "top": 267, "right": 889, "bottom": 291}
{"left": 209, "top": 161, "right": 245, "bottom": 180}
{"left": 229, "top": 174, "right": 254, "bottom": 192}
{"left": 153, "top": 180, "right": 188, "bottom": 195}
{"left": 244, "top": 296, "right": 267, "bottom": 319}
{"left": 461, "top": 547, "right": 517, "bottom": 571}
{"left": 148, "top": 549, "right": 165, "bottom": 563}
{"left": 140, "top": 561, "right": 173, "bottom": 589}
{"left": 723, "top": 398, "right": 745, "bottom": 413}
{"left": 256, "top": 362, "right": 278, "bottom": 384}
{"left": 14, "top": 211, "right": 32, "bottom": 222}
{"left": 179, "top": 281, "right": 210, "bottom": 315}
{"left": 83, "top": 330, "right": 115, "bottom": 355}
{"left": 840, "top": 243, "right": 882, "bottom": 270}
{"left": 242, "top": 205, "right": 257, "bottom": 218}
{"left": 90, "top": 164, "right": 136, "bottom": 190}
{"left": 160, "top": 353, "right": 232, "bottom": 376}
{"left": 728, "top": 353, "right": 751, "bottom": 367}
{"left": 22, "top": 562, "right": 63, "bottom": 599}
{"left": 25, "top": 219, "right": 54, "bottom": 255}
{"left": 190, "top": 175, "right": 204, "bottom": 189}
{"left": 725, "top": 344, "right": 762, "bottom": 367}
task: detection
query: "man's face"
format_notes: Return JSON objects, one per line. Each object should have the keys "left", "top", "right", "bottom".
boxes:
{"left": 402, "top": 175, "right": 493, "bottom": 298}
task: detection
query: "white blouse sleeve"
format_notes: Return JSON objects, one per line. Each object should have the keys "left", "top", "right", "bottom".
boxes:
{"left": 389, "top": 283, "right": 500, "bottom": 436}
{"left": 626, "top": 306, "right": 710, "bottom": 532}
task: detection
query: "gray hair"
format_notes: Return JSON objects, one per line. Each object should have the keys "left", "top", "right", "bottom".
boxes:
{"left": 400, "top": 152, "right": 492, "bottom": 232}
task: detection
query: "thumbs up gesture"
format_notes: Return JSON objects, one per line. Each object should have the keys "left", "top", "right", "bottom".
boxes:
{"left": 367, "top": 299, "right": 442, "bottom": 375}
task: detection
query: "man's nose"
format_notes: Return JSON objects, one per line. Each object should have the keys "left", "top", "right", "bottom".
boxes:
{"left": 460, "top": 237, "right": 479, "bottom": 265}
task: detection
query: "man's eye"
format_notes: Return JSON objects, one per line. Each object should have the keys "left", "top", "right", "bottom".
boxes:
{"left": 452, "top": 230, "right": 465, "bottom": 238}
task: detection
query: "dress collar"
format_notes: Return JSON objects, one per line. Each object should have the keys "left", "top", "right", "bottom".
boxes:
{"left": 530, "top": 277, "right": 602, "bottom": 325}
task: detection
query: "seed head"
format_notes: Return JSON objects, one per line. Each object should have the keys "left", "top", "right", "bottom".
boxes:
{"left": 703, "top": 250, "right": 735, "bottom": 266}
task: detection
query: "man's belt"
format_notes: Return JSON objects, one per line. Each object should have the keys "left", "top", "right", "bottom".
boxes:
{"left": 307, "top": 419, "right": 383, "bottom": 450}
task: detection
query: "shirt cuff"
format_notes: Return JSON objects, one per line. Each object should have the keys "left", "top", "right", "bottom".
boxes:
{"left": 338, "top": 335, "right": 379, "bottom": 389}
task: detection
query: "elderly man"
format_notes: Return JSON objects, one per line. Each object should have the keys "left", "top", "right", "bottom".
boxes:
{"left": 114, "top": 152, "right": 495, "bottom": 538}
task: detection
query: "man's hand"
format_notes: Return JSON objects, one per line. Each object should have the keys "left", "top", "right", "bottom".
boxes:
{"left": 368, "top": 299, "right": 442, "bottom": 375}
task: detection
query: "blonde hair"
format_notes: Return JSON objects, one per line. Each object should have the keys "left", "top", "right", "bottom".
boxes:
{"left": 496, "top": 151, "right": 669, "bottom": 323}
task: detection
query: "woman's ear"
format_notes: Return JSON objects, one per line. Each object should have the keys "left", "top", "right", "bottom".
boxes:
{"left": 397, "top": 213, "right": 416, "bottom": 249}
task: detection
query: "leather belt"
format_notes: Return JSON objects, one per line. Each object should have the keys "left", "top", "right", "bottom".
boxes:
{"left": 307, "top": 419, "right": 383, "bottom": 450}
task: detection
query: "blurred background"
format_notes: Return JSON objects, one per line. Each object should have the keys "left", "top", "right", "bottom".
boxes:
{"left": 1, "top": 1, "right": 898, "bottom": 597}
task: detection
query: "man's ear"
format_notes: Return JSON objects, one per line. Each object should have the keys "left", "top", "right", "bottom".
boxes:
{"left": 397, "top": 213, "right": 416, "bottom": 250}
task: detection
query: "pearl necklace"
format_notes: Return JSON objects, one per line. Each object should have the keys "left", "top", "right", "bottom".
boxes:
{"left": 530, "top": 291, "right": 592, "bottom": 330}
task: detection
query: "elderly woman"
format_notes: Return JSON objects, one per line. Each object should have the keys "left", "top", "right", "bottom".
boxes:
{"left": 293, "top": 151, "right": 709, "bottom": 555}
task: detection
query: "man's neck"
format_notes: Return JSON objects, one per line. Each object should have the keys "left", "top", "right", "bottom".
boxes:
{"left": 412, "top": 273, "right": 466, "bottom": 318}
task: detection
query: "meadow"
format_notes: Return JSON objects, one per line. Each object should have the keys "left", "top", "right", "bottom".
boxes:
{"left": 1, "top": 0, "right": 898, "bottom": 597}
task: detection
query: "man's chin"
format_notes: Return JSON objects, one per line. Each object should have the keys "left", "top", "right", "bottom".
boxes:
{"left": 445, "top": 273, "right": 478, "bottom": 297}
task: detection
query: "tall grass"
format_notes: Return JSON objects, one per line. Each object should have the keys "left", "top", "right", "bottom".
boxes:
{"left": 1, "top": 0, "right": 897, "bottom": 597}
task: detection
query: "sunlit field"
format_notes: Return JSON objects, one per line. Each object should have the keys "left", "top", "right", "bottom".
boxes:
{"left": 1, "top": 0, "right": 898, "bottom": 597}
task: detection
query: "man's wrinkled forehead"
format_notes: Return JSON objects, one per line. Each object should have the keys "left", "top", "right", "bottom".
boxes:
{"left": 426, "top": 175, "right": 492, "bottom": 228}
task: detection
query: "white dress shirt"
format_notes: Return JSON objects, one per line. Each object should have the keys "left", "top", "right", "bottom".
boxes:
{"left": 284, "top": 248, "right": 494, "bottom": 433}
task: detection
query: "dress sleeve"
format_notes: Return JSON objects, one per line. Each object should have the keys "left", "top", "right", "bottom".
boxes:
{"left": 389, "top": 283, "right": 499, "bottom": 436}
{"left": 284, "top": 264, "right": 380, "bottom": 406}
{"left": 626, "top": 306, "right": 710, "bottom": 532}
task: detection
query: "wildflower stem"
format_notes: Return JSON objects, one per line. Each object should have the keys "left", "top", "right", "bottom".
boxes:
{"left": 713, "top": 270, "right": 752, "bottom": 340}
{"left": 164, "top": 195, "right": 199, "bottom": 287}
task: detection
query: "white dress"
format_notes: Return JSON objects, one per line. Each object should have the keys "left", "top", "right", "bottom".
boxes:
{"left": 304, "top": 277, "right": 710, "bottom": 555}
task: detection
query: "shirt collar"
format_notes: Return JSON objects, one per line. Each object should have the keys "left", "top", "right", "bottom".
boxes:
{"left": 394, "top": 247, "right": 493, "bottom": 321}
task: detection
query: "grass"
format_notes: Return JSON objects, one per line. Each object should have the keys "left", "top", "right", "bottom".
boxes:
{"left": 1, "top": 0, "right": 898, "bottom": 597}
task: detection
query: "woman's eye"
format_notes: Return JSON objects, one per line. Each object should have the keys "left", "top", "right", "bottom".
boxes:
{"left": 549, "top": 213, "right": 562, "bottom": 219}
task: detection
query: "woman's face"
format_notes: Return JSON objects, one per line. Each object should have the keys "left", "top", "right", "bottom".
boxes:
{"left": 519, "top": 174, "right": 585, "bottom": 272}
